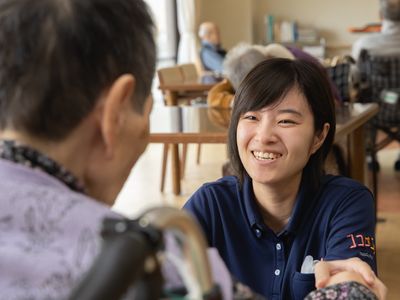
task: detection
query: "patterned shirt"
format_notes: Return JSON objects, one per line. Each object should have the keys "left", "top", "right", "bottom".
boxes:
{"left": 304, "top": 281, "right": 377, "bottom": 300}
{"left": 0, "top": 140, "right": 235, "bottom": 300}
{"left": 0, "top": 140, "right": 118, "bottom": 299}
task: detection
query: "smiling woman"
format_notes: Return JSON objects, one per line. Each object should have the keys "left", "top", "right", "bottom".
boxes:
{"left": 183, "top": 58, "right": 379, "bottom": 299}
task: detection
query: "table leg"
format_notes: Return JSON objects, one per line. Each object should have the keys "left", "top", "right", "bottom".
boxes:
{"left": 170, "top": 143, "right": 181, "bottom": 195}
{"left": 348, "top": 126, "right": 366, "bottom": 184}
{"left": 165, "top": 91, "right": 178, "bottom": 106}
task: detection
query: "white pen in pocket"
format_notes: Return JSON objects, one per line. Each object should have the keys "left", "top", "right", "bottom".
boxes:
{"left": 300, "top": 255, "right": 321, "bottom": 274}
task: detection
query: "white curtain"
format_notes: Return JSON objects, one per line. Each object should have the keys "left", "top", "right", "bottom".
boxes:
{"left": 176, "top": 0, "right": 200, "bottom": 68}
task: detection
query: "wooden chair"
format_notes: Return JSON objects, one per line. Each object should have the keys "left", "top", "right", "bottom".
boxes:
{"left": 179, "top": 63, "right": 199, "bottom": 82}
{"left": 179, "top": 63, "right": 202, "bottom": 167}
{"left": 156, "top": 65, "right": 204, "bottom": 192}
{"left": 157, "top": 65, "right": 184, "bottom": 84}
{"left": 157, "top": 66, "right": 189, "bottom": 106}
{"left": 157, "top": 64, "right": 206, "bottom": 106}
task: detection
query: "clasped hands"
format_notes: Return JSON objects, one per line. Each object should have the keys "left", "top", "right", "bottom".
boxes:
{"left": 315, "top": 257, "right": 387, "bottom": 300}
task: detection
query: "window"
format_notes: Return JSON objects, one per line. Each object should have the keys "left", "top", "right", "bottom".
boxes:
{"left": 145, "top": 0, "right": 177, "bottom": 66}
{"left": 145, "top": 0, "right": 178, "bottom": 103}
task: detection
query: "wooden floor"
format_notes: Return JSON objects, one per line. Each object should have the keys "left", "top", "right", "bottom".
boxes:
{"left": 114, "top": 141, "right": 400, "bottom": 299}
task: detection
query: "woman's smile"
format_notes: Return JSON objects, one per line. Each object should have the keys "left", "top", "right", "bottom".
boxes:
{"left": 252, "top": 151, "right": 283, "bottom": 161}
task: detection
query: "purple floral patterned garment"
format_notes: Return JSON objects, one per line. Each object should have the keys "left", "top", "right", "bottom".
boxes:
{"left": 0, "top": 140, "right": 118, "bottom": 299}
{"left": 304, "top": 281, "right": 377, "bottom": 300}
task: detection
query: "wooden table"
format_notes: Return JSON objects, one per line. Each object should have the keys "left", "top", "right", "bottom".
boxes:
{"left": 150, "top": 103, "right": 379, "bottom": 195}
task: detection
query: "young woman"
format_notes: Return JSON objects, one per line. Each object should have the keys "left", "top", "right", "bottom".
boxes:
{"left": 184, "top": 58, "right": 377, "bottom": 299}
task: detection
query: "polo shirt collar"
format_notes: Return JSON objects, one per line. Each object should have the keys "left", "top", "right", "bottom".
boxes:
{"left": 241, "top": 174, "right": 320, "bottom": 236}
{"left": 242, "top": 175, "right": 264, "bottom": 232}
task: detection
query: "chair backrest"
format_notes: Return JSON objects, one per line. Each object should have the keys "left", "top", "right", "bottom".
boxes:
{"left": 358, "top": 50, "right": 400, "bottom": 101}
{"left": 326, "top": 63, "right": 351, "bottom": 102}
{"left": 157, "top": 66, "right": 184, "bottom": 86}
{"left": 358, "top": 50, "right": 400, "bottom": 126}
{"left": 325, "top": 56, "right": 354, "bottom": 102}
{"left": 179, "top": 63, "right": 199, "bottom": 82}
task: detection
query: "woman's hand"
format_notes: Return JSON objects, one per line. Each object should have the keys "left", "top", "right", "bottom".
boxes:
{"left": 314, "top": 257, "right": 387, "bottom": 300}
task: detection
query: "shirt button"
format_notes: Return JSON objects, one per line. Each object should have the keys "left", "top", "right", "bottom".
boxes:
{"left": 274, "top": 269, "right": 280, "bottom": 276}
{"left": 276, "top": 243, "right": 281, "bottom": 250}
{"left": 254, "top": 228, "right": 262, "bottom": 238}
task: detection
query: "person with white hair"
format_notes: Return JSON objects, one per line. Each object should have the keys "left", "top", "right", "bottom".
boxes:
{"left": 352, "top": 0, "right": 400, "bottom": 60}
{"left": 198, "top": 21, "right": 227, "bottom": 72}
{"left": 352, "top": 0, "right": 400, "bottom": 171}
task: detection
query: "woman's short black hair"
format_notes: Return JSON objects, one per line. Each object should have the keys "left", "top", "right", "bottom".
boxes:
{"left": 228, "top": 58, "right": 336, "bottom": 189}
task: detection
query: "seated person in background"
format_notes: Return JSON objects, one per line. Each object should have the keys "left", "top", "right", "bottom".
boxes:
{"left": 207, "top": 43, "right": 342, "bottom": 108}
{"left": 198, "top": 21, "right": 227, "bottom": 73}
{"left": 184, "top": 58, "right": 381, "bottom": 299}
{"left": 352, "top": 0, "right": 400, "bottom": 61}
{"left": 352, "top": 0, "right": 400, "bottom": 171}
{"left": 207, "top": 43, "right": 267, "bottom": 108}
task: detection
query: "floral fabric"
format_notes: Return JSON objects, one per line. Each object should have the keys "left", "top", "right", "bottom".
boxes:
{"left": 304, "top": 281, "right": 377, "bottom": 300}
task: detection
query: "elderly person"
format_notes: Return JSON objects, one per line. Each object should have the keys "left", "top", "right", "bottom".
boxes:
{"left": 198, "top": 21, "right": 227, "bottom": 73}
{"left": 0, "top": 0, "right": 156, "bottom": 298}
{"left": 352, "top": 0, "right": 400, "bottom": 60}
{"left": 352, "top": 0, "right": 400, "bottom": 171}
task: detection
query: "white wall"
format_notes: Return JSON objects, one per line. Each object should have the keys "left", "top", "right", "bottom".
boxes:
{"left": 197, "top": 0, "right": 253, "bottom": 49}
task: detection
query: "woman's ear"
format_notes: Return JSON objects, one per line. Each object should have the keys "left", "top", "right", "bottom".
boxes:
{"left": 311, "top": 123, "right": 330, "bottom": 155}
{"left": 100, "top": 74, "right": 136, "bottom": 158}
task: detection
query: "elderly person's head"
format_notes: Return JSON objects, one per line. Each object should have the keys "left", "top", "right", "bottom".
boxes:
{"left": 223, "top": 44, "right": 266, "bottom": 90}
{"left": 223, "top": 43, "right": 295, "bottom": 91}
{"left": 198, "top": 21, "right": 221, "bottom": 45}
{"left": 0, "top": 0, "right": 156, "bottom": 204}
{"left": 380, "top": 0, "right": 400, "bottom": 21}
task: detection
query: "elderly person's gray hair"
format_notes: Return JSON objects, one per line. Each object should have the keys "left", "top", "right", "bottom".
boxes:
{"left": 381, "top": 0, "right": 400, "bottom": 21}
{"left": 223, "top": 43, "right": 267, "bottom": 90}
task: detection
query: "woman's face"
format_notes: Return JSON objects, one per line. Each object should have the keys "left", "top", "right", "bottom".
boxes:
{"left": 236, "top": 87, "right": 328, "bottom": 188}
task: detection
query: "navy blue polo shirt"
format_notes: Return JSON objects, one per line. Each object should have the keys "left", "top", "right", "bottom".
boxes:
{"left": 183, "top": 175, "right": 376, "bottom": 300}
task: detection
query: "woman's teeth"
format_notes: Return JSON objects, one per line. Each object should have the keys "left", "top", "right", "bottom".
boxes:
{"left": 253, "top": 151, "right": 282, "bottom": 160}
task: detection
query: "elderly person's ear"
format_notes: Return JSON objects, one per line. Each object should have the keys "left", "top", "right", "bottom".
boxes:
{"left": 98, "top": 74, "right": 136, "bottom": 158}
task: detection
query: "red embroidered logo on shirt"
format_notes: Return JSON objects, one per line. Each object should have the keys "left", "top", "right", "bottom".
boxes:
{"left": 347, "top": 234, "right": 375, "bottom": 254}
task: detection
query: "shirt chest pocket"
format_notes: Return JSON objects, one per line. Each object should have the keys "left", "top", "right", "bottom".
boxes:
{"left": 291, "top": 272, "right": 315, "bottom": 300}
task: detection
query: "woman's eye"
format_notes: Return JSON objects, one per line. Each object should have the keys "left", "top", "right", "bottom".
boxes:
{"left": 243, "top": 114, "right": 257, "bottom": 121}
{"left": 278, "top": 119, "right": 296, "bottom": 125}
